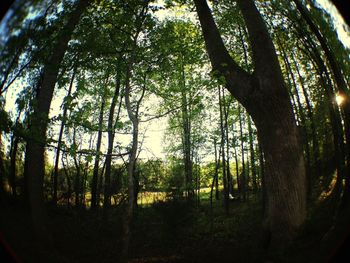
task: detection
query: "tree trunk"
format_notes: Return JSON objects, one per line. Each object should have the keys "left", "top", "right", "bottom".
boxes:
{"left": 291, "top": 51, "right": 320, "bottom": 180}
{"left": 53, "top": 67, "right": 76, "bottom": 206}
{"left": 9, "top": 137, "right": 19, "bottom": 197}
{"left": 180, "top": 59, "right": 194, "bottom": 200}
{"left": 72, "top": 128, "right": 81, "bottom": 208}
{"left": 247, "top": 114, "right": 257, "bottom": 192}
{"left": 194, "top": 0, "right": 307, "bottom": 248}
{"left": 103, "top": 73, "right": 122, "bottom": 216}
{"left": 121, "top": 59, "right": 146, "bottom": 260}
{"left": 91, "top": 88, "right": 107, "bottom": 210}
{"left": 238, "top": 105, "right": 247, "bottom": 201}
{"left": 218, "top": 86, "right": 229, "bottom": 213}
{"left": 223, "top": 89, "right": 234, "bottom": 195}
{"left": 277, "top": 38, "right": 312, "bottom": 199}
{"left": 24, "top": 0, "right": 89, "bottom": 244}
{"left": 0, "top": 134, "right": 5, "bottom": 200}
{"left": 214, "top": 138, "right": 219, "bottom": 200}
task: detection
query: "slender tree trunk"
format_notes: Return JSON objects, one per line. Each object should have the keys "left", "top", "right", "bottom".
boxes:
{"left": 91, "top": 88, "right": 107, "bottom": 210}
{"left": 180, "top": 59, "right": 194, "bottom": 200}
{"left": 232, "top": 129, "right": 241, "bottom": 197}
{"left": 302, "top": 38, "right": 346, "bottom": 200}
{"left": 219, "top": 86, "right": 229, "bottom": 213}
{"left": 223, "top": 89, "right": 234, "bottom": 195}
{"left": 238, "top": 106, "right": 246, "bottom": 201}
{"left": 61, "top": 154, "right": 71, "bottom": 207}
{"left": 294, "top": 0, "right": 350, "bottom": 206}
{"left": 291, "top": 51, "right": 320, "bottom": 180}
{"left": 97, "top": 158, "right": 106, "bottom": 207}
{"left": 53, "top": 67, "right": 76, "bottom": 206}
{"left": 247, "top": 114, "right": 257, "bottom": 192}
{"left": 0, "top": 134, "right": 5, "bottom": 200}
{"left": 121, "top": 59, "right": 146, "bottom": 260}
{"left": 194, "top": 0, "right": 307, "bottom": 248}
{"left": 9, "top": 137, "right": 19, "bottom": 197}
{"left": 103, "top": 74, "right": 122, "bottom": 216}
{"left": 214, "top": 138, "right": 219, "bottom": 200}
{"left": 24, "top": 0, "right": 89, "bottom": 244}
{"left": 9, "top": 110, "right": 22, "bottom": 198}
{"left": 72, "top": 128, "right": 81, "bottom": 208}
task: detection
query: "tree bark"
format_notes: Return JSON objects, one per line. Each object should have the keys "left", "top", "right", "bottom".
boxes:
{"left": 194, "top": 0, "right": 307, "bottom": 248}
{"left": 24, "top": 0, "right": 89, "bottom": 244}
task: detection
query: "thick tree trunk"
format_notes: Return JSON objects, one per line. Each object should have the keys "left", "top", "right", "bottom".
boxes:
{"left": 278, "top": 39, "right": 312, "bottom": 199}
{"left": 194, "top": 0, "right": 306, "bottom": 248}
{"left": 24, "top": 0, "right": 89, "bottom": 244}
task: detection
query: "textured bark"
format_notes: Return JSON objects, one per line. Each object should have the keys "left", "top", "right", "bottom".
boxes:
{"left": 277, "top": 38, "right": 312, "bottom": 199}
{"left": 194, "top": 0, "right": 307, "bottom": 248}
{"left": 24, "top": 0, "right": 89, "bottom": 244}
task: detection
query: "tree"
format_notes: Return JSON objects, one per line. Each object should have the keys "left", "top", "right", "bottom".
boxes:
{"left": 194, "top": 0, "right": 306, "bottom": 248}
{"left": 24, "top": 0, "right": 90, "bottom": 243}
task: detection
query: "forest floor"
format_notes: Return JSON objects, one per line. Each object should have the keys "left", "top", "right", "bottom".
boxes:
{"left": 0, "top": 193, "right": 349, "bottom": 263}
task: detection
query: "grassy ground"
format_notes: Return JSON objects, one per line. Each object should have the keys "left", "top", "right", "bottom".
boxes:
{"left": 0, "top": 192, "right": 348, "bottom": 262}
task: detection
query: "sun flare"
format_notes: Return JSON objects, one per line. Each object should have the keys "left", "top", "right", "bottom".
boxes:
{"left": 336, "top": 94, "right": 345, "bottom": 106}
